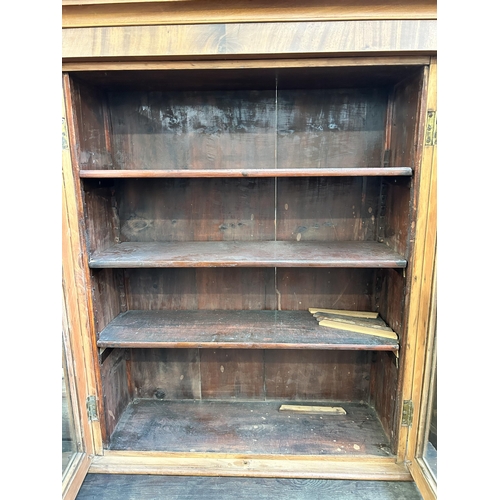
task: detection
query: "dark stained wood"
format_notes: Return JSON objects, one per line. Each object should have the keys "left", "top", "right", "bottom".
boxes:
{"left": 277, "top": 89, "right": 388, "bottom": 170}
{"left": 68, "top": 64, "right": 425, "bottom": 92}
{"left": 69, "top": 79, "right": 113, "bottom": 169}
{"left": 106, "top": 90, "right": 276, "bottom": 171}
{"left": 382, "top": 178, "right": 411, "bottom": 257}
{"left": 108, "top": 400, "right": 393, "bottom": 456}
{"left": 115, "top": 178, "right": 275, "bottom": 242}
{"left": 264, "top": 350, "right": 371, "bottom": 401}
{"left": 276, "top": 177, "right": 381, "bottom": 242}
{"left": 82, "top": 180, "right": 119, "bottom": 254}
{"left": 90, "top": 269, "right": 122, "bottom": 336}
{"left": 99, "top": 348, "right": 131, "bottom": 443}
{"left": 89, "top": 241, "right": 407, "bottom": 268}
{"left": 124, "top": 268, "right": 276, "bottom": 311}
{"left": 277, "top": 268, "right": 375, "bottom": 312}
{"left": 129, "top": 348, "right": 201, "bottom": 400}
{"left": 96, "top": 310, "right": 398, "bottom": 351}
{"left": 369, "top": 351, "right": 398, "bottom": 451}
{"left": 76, "top": 474, "right": 424, "bottom": 500}
{"left": 80, "top": 167, "right": 413, "bottom": 178}
{"left": 200, "top": 349, "right": 265, "bottom": 399}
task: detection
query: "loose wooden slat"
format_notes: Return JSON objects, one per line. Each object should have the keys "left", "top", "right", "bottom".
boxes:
{"left": 96, "top": 310, "right": 398, "bottom": 351}
{"left": 312, "top": 313, "right": 393, "bottom": 331}
{"left": 308, "top": 308, "right": 379, "bottom": 318}
{"left": 318, "top": 320, "right": 398, "bottom": 340}
{"left": 279, "top": 405, "right": 346, "bottom": 415}
{"left": 89, "top": 241, "right": 407, "bottom": 268}
{"left": 79, "top": 167, "right": 413, "bottom": 178}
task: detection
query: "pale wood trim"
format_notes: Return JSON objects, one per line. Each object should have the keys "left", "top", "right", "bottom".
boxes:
{"left": 90, "top": 452, "right": 412, "bottom": 480}
{"left": 62, "top": 76, "right": 104, "bottom": 454}
{"left": 62, "top": 453, "right": 92, "bottom": 500}
{"left": 62, "top": 55, "right": 431, "bottom": 72}
{"left": 408, "top": 458, "right": 437, "bottom": 500}
{"left": 396, "top": 56, "right": 437, "bottom": 462}
{"left": 62, "top": 20, "right": 437, "bottom": 62}
{"left": 62, "top": 0, "right": 437, "bottom": 28}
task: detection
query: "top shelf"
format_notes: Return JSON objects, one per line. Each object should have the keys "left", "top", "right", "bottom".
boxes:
{"left": 79, "top": 167, "right": 412, "bottom": 178}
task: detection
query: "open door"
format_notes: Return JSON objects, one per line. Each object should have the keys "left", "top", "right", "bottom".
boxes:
{"left": 406, "top": 260, "right": 437, "bottom": 499}
{"left": 62, "top": 85, "right": 99, "bottom": 499}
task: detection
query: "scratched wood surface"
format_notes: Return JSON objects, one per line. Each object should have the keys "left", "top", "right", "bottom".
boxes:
{"left": 76, "top": 474, "right": 424, "bottom": 500}
{"left": 97, "top": 310, "right": 398, "bottom": 350}
{"left": 89, "top": 241, "right": 407, "bottom": 268}
{"left": 99, "top": 348, "right": 131, "bottom": 443}
{"left": 108, "top": 400, "right": 392, "bottom": 456}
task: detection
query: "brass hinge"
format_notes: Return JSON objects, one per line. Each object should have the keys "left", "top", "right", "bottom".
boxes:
{"left": 86, "top": 395, "right": 99, "bottom": 421}
{"left": 402, "top": 400, "right": 414, "bottom": 427}
{"left": 424, "top": 110, "right": 437, "bottom": 146}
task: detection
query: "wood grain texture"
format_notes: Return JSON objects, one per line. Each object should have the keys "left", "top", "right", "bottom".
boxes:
{"left": 129, "top": 348, "right": 201, "bottom": 400}
{"left": 88, "top": 241, "right": 407, "bottom": 268}
{"left": 264, "top": 350, "right": 371, "bottom": 401}
{"left": 80, "top": 167, "right": 413, "bottom": 178}
{"left": 277, "top": 89, "right": 387, "bottom": 169}
{"left": 276, "top": 177, "right": 381, "bottom": 242}
{"left": 277, "top": 268, "right": 375, "bottom": 312}
{"left": 76, "top": 474, "right": 423, "bottom": 500}
{"left": 106, "top": 90, "right": 276, "bottom": 171}
{"left": 200, "top": 349, "right": 265, "bottom": 400}
{"left": 100, "top": 348, "right": 132, "bottom": 441}
{"left": 124, "top": 268, "right": 276, "bottom": 311}
{"left": 62, "top": 20, "right": 437, "bottom": 61}
{"left": 115, "top": 178, "right": 275, "bottom": 242}
{"left": 369, "top": 351, "right": 398, "bottom": 450}
{"left": 108, "top": 400, "right": 392, "bottom": 456}
{"left": 63, "top": 56, "right": 431, "bottom": 74}
{"left": 96, "top": 310, "right": 398, "bottom": 350}
{"left": 89, "top": 451, "right": 411, "bottom": 480}
{"left": 90, "top": 269, "right": 122, "bottom": 336}
{"left": 63, "top": 0, "right": 437, "bottom": 29}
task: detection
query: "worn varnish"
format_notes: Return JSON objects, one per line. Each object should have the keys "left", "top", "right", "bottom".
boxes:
{"left": 88, "top": 241, "right": 407, "bottom": 268}
{"left": 109, "top": 400, "right": 392, "bottom": 456}
{"left": 97, "top": 310, "right": 398, "bottom": 351}
{"left": 76, "top": 475, "right": 424, "bottom": 500}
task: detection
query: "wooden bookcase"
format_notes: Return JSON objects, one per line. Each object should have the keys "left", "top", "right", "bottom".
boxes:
{"left": 62, "top": 2, "right": 436, "bottom": 497}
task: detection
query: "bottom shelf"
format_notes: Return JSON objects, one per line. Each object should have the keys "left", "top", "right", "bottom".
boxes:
{"left": 108, "top": 400, "right": 394, "bottom": 457}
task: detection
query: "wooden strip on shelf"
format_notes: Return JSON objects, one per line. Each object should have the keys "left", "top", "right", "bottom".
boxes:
{"left": 79, "top": 167, "right": 413, "bottom": 178}
{"left": 89, "top": 241, "right": 407, "bottom": 268}
{"left": 96, "top": 310, "right": 399, "bottom": 351}
{"left": 308, "top": 308, "right": 379, "bottom": 318}
{"left": 279, "top": 405, "right": 346, "bottom": 415}
{"left": 318, "top": 320, "right": 398, "bottom": 340}
{"left": 312, "top": 313, "right": 393, "bottom": 331}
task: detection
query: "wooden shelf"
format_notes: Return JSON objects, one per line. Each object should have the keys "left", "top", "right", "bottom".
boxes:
{"left": 96, "top": 310, "right": 399, "bottom": 351}
{"left": 89, "top": 241, "right": 407, "bottom": 268}
{"left": 109, "top": 399, "right": 394, "bottom": 457}
{"left": 80, "top": 167, "right": 412, "bottom": 178}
